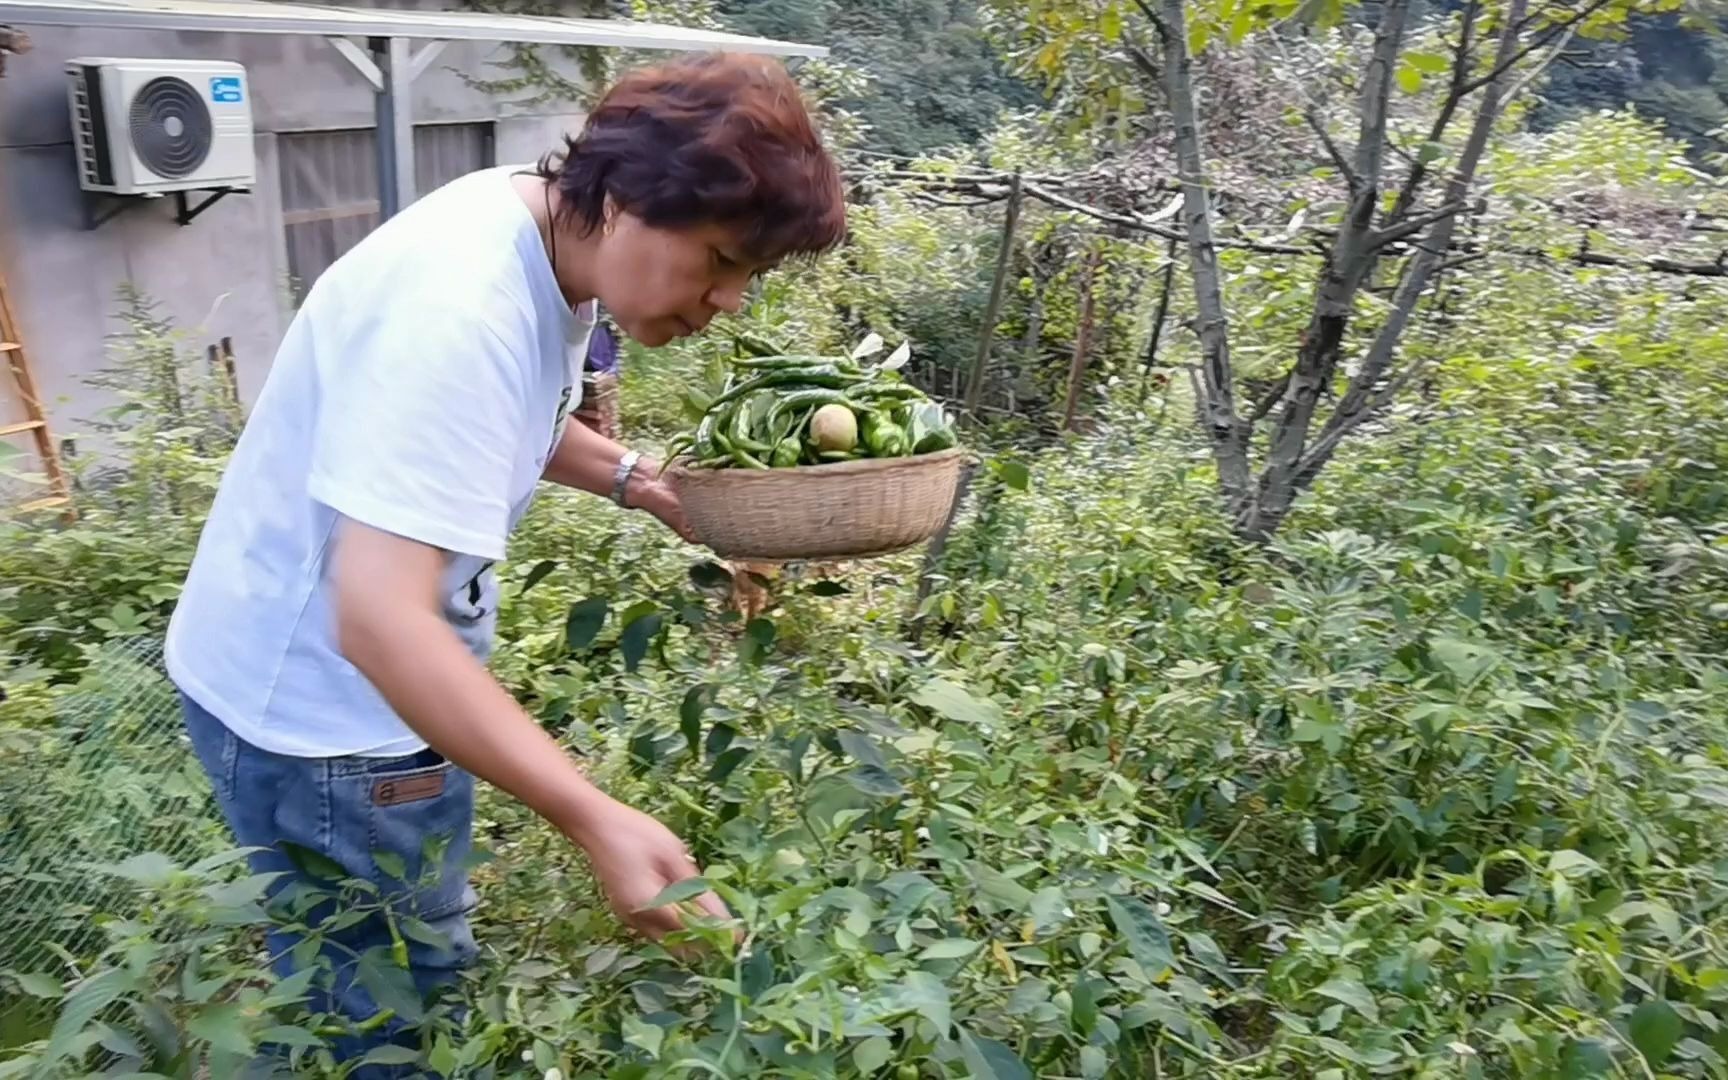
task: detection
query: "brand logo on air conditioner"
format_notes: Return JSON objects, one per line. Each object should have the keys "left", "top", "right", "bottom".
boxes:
{"left": 209, "top": 76, "right": 242, "bottom": 103}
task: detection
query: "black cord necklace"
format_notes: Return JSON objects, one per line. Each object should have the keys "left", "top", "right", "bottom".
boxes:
{"left": 543, "top": 180, "right": 559, "bottom": 286}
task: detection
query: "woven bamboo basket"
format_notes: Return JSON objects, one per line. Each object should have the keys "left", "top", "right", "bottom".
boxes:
{"left": 665, "top": 447, "right": 968, "bottom": 561}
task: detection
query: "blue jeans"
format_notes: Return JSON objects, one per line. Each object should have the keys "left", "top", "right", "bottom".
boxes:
{"left": 179, "top": 690, "right": 479, "bottom": 1077}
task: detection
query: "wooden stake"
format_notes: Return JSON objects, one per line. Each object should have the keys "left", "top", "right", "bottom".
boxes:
{"left": 1061, "top": 247, "right": 1102, "bottom": 433}
{"left": 1138, "top": 238, "right": 1180, "bottom": 404}
{"left": 964, "top": 173, "right": 1022, "bottom": 417}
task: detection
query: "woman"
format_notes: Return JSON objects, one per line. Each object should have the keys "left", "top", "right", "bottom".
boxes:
{"left": 164, "top": 51, "right": 845, "bottom": 1069}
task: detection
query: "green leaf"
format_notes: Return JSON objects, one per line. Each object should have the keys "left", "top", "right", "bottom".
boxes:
{"left": 1611, "top": 901, "right": 1681, "bottom": 942}
{"left": 708, "top": 745, "right": 749, "bottom": 784}
{"left": 852, "top": 1035, "right": 893, "bottom": 1074}
{"left": 1405, "top": 50, "right": 1450, "bottom": 73}
{"left": 428, "top": 1035, "right": 459, "bottom": 1077}
{"left": 640, "top": 876, "right": 712, "bottom": 911}
{"left": 918, "top": 938, "right": 981, "bottom": 961}
{"left": 742, "top": 944, "right": 774, "bottom": 1000}
{"left": 910, "top": 677, "right": 1000, "bottom": 726}
{"left": 1560, "top": 1038, "right": 1613, "bottom": 1078}
{"left": 1313, "top": 977, "right": 1379, "bottom": 1022}
{"left": 188, "top": 1003, "right": 255, "bottom": 1057}
{"left": 1029, "top": 886, "right": 1069, "bottom": 933}
{"left": 1396, "top": 64, "right": 1423, "bottom": 93}
{"left": 1491, "top": 763, "right": 1518, "bottom": 808}
{"left": 1080, "top": 1044, "right": 1109, "bottom": 1080}
{"left": 521, "top": 559, "right": 558, "bottom": 594}
{"left": 746, "top": 616, "right": 777, "bottom": 646}
{"left": 565, "top": 596, "right": 609, "bottom": 652}
{"left": 995, "top": 459, "right": 1031, "bottom": 491}
{"left": 622, "top": 1013, "right": 664, "bottom": 1059}
{"left": 104, "top": 852, "right": 178, "bottom": 887}
{"left": 890, "top": 971, "right": 950, "bottom": 1036}
{"left": 1548, "top": 849, "right": 1602, "bottom": 877}
{"left": 619, "top": 611, "right": 663, "bottom": 673}
{"left": 969, "top": 862, "right": 1033, "bottom": 908}
{"left": 399, "top": 917, "right": 452, "bottom": 952}
{"left": 359, "top": 1045, "right": 422, "bottom": 1067}
{"left": 680, "top": 684, "right": 709, "bottom": 757}
{"left": 846, "top": 764, "right": 906, "bottom": 798}
{"left": 373, "top": 850, "right": 407, "bottom": 883}
{"left": 1106, "top": 894, "right": 1175, "bottom": 977}
{"left": 260, "top": 1024, "right": 326, "bottom": 1050}
{"left": 837, "top": 730, "right": 888, "bottom": 770}
{"left": 44, "top": 967, "right": 131, "bottom": 1066}
{"left": 357, "top": 947, "right": 424, "bottom": 1022}
{"left": 1630, "top": 1000, "right": 1682, "bottom": 1066}
{"left": 11, "top": 971, "right": 63, "bottom": 999}
{"left": 959, "top": 1028, "right": 1033, "bottom": 1080}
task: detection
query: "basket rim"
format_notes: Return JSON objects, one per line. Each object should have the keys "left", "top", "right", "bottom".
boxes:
{"left": 664, "top": 445, "right": 970, "bottom": 481}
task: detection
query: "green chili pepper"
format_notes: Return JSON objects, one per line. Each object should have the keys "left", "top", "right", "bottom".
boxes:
{"left": 694, "top": 418, "right": 719, "bottom": 461}
{"left": 861, "top": 410, "right": 910, "bottom": 457}
{"left": 764, "top": 388, "right": 853, "bottom": 431}
{"left": 726, "top": 353, "right": 852, "bottom": 371}
{"left": 733, "top": 332, "right": 788, "bottom": 358}
{"left": 844, "top": 382, "right": 926, "bottom": 403}
{"left": 728, "top": 393, "right": 774, "bottom": 453}
{"left": 703, "top": 368, "right": 865, "bottom": 415}
{"left": 729, "top": 442, "right": 770, "bottom": 469}
{"left": 769, "top": 439, "right": 801, "bottom": 468}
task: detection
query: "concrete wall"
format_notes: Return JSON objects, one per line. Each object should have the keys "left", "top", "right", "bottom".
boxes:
{"left": 0, "top": 4, "right": 587, "bottom": 447}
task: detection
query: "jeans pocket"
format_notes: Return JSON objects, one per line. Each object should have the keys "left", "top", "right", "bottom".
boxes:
{"left": 363, "top": 763, "right": 474, "bottom": 923}
{"left": 179, "top": 692, "right": 239, "bottom": 806}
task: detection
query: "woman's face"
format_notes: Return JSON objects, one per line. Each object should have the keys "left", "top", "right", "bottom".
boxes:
{"left": 588, "top": 210, "right": 774, "bottom": 348}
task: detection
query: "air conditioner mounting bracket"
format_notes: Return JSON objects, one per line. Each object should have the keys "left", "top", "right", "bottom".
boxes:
{"left": 174, "top": 186, "right": 245, "bottom": 226}
{"left": 79, "top": 186, "right": 248, "bottom": 231}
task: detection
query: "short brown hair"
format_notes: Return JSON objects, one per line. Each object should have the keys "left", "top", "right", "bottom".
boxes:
{"left": 541, "top": 52, "right": 846, "bottom": 263}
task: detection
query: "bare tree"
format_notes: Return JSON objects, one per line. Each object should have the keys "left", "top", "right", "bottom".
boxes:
{"left": 1131, "top": 0, "right": 1602, "bottom": 539}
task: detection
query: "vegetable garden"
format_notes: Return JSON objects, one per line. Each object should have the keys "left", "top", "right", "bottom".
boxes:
{"left": 5, "top": 1, "right": 1728, "bottom": 1077}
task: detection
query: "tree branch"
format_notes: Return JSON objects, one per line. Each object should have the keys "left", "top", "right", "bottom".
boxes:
{"left": 1307, "top": 0, "right": 1533, "bottom": 483}
{"left": 1370, "top": 202, "right": 1465, "bottom": 250}
{"left": 1245, "top": 0, "right": 1411, "bottom": 537}
{"left": 1020, "top": 181, "right": 1311, "bottom": 255}
{"left": 1520, "top": 247, "right": 1728, "bottom": 278}
{"left": 907, "top": 192, "right": 1010, "bottom": 209}
{"left": 1388, "top": 0, "right": 1479, "bottom": 225}
{"left": 1131, "top": 0, "right": 1167, "bottom": 35}
{"left": 1127, "top": 41, "right": 1161, "bottom": 84}
{"left": 1305, "top": 107, "right": 1357, "bottom": 189}
{"left": 1458, "top": 0, "right": 1614, "bottom": 95}
{"left": 1248, "top": 371, "right": 1292, "bottom": 423}
{"left": 1158, "top": 0, "right": 1250, "bottom": 503}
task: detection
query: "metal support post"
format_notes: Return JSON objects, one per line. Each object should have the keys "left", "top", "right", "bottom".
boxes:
{"left": 329, "top": 35, "right": 443, "bottom": 222}
{"left": 370, "top": 36, "right": 412, "bottom": 219}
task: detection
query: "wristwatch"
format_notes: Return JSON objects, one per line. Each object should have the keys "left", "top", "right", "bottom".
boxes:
{"left": 611, "top": 449, "right": 643, "bottom": 507}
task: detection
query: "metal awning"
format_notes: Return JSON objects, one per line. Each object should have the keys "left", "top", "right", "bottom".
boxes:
{"left": 0, "top": 0, "right": 827, "bottom": 56}
{"left": 0, "top": 0, "right": 828, "bottom": 218}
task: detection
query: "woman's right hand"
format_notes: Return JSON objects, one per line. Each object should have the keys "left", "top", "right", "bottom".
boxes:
{"left": 566, "top": 795, "right": 731, "bottom": 939}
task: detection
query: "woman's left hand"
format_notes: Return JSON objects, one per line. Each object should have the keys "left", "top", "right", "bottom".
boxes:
{"left": 629, "top": 466, "right": 698, "bottom": 544}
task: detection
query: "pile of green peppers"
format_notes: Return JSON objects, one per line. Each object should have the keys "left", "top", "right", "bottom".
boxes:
{"left": 665, "top": 333, "right": 960, "bottom": 470}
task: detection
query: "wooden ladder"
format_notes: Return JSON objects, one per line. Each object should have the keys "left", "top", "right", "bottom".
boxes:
{"left": 0, "top": 262, "right": 72, "bottom": 516}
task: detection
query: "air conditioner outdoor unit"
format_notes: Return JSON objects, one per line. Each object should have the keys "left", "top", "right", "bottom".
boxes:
{"left": 66, "top": 58, "right": 255, "bottom": 196}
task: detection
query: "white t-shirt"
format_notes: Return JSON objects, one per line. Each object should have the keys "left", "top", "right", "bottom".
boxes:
{"left": 165, "top": 166, "right": 593, "bottom": 758}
